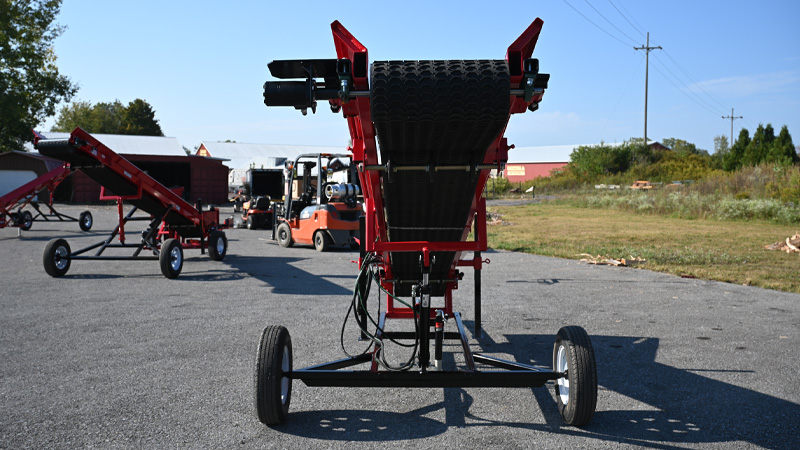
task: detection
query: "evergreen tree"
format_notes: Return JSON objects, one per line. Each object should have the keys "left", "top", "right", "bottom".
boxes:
{"left": 766, "top": 125, "right": 798, "bottom": 165}
{"left": 723, "top": 128, "right": 750, "bottom": 171}
{"left": 742, "top": 124, "right": 776, "bottom": 167}
{"left": 122, "top": 99, "right": 163, "bottom": 136}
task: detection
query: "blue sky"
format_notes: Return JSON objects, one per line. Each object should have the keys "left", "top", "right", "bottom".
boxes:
{"left": 42, "top": 1, "right": 799, "bottom": 154}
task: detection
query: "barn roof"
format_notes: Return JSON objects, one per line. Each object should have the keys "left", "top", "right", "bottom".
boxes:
{"left": 197, "top": 142, "right": 344, "bottom": 170}
{"left": 26, "top": 131, "right": 187, "bottom": 157}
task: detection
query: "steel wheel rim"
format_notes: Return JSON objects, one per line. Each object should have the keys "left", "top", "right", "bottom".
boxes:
{"left": 280, "top": 345, "right": 290, "bottom": 404}
{"left": 23, "top": 213, "right": 32, "bottom": 228}
{"left": 55, "top": 246, "right": 68, "bottom": 270}
{"left": 170, "top": 246, "right": 182, "bottom": 271}
{"left": 279, "top": 229, "right": 287, "bottom": 241}
{"left": 215, "top": 236, "right": 225, "bottom": 254}
{"left": 556, "top": 345, "right": 570, "bottom": 404}
{"left": 83, "top": 216, "right": 92, "bottom": 227}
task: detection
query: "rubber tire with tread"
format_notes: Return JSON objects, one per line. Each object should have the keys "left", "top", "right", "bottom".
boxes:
{"left": 19, "top": 211, "right": 33, "bottom": 231}
{"left": 159, "top": 238, "right": 183, "bottom": 279}
{"left": 79, "top": 211, "right": 93, "bottom": 231}
{"left": 43, "top": 238, "right": 71, "bottom": 277}
{"left": 208, "top": 231, "right": 228, "bottom": 261}
{"left": 553, "top": 325, "right": 598, "bottom": 427}
{"left": 314, "top": 230, "right": 330, "bottom": 252}
{"left": 254, "top": 325, "right": 292, "bottom": 425}
{"left": 277, "top": 223, "right": 293, "bottom": 248}
{"left": 247, "top": 215, "right": 257, "bottom": 230}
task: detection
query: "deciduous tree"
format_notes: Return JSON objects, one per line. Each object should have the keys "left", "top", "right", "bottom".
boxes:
{"left": 0, "top": 0, "right": 77, "bottom": 152}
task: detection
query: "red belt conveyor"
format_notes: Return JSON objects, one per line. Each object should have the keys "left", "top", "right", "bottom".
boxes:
{"left": 34, "top": 128, "right": 231, "bottom": 279}
{"left": 0, "top": 164, "right": 93, "bottom": 232}
{"left": 254, "top": 19, "right": 598, "bottom": 428}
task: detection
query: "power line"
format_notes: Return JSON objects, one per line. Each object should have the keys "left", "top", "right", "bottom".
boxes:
{"left": 658, "top": 49, "right": 729, "bottom": 111}
{"left": 649, "top": 59, "right": 724, "bottom": 117}
{"left": 583, "top": 0, "right": 639, "bottom": 44}
{"left": 562, "top": 0, "right": 631, "bottom": 47}
{"left": 634, "top": 33, "right": 662, "bottom": 144}
{"left": 608, "top": 0, "right": 647, "bottom": 37}
{"left": 602, "top": 54, "right": 645, "bottom": 136}
{"left": 650, "top": 55, "right": 726, "bottom": 116}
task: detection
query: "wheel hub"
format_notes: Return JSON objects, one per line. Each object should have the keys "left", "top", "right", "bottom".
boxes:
{"left": 556, "top": 345, "right": 570, "bottom": 405}
{"left": 170, "top": 247, "right": 182, "bottom": 270}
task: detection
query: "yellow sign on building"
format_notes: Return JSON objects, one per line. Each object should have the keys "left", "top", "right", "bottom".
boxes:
{"left": 506, "top": 165, "right": 526, "bottom": 176}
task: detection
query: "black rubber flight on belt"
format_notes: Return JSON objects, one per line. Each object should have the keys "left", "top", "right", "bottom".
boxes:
{"left": 370, "top": 60, "right": 510, "bottom": 296}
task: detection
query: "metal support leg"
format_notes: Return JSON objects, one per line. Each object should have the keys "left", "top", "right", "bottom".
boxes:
{"left": 475, "top": 250, "right": 482, "bottom": 339}
{"left": 434, "top": 310, "right": 444, "bottom": 370}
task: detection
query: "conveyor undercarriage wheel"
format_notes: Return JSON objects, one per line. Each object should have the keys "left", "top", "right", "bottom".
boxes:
{"left": 159, "top": 238, "right": 183, "bottom": 279}
{"left": 43, "top": 238, "right": 71, "bottom": 277}
{"left": 553, "top": 325, "right": 597, "bottom": 426}
{"left": 254, "top": 325, "right": 292, "bottom": 425}
{"left": 208, "top": 231, "right": 228, "bottom": 261}
{"left": 18, "top": 211, "right": 33, "bottom": 231}
{"left": 79, "top": 211, "right": 93, "bottom": 231}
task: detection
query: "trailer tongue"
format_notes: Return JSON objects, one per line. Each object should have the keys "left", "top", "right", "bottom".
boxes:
{"left": 35, "top": 128, "right": 231, "bottom": 279}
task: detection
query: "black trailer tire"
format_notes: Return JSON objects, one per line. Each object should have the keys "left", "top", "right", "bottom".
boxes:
{"left": 159, "top": 238, "right": 183, "bottom": 279}
{"left": 277, "top": 223, "right": 293, "bottom": 248}
{"left": 553, "top": 326, "right": 597, "bottom": 427}
{"left": 79, "top": 211, "right": 93, "bottom": 231}
{"left": 19, "top": 211, "right": 33, "bottom": 231}
{"left": 247, "top": 215, "right": 257, "bottom": 230}
{"left": 254, "top": 325, "right": 292, "bottom": 425}
{"left": 208, "top": 231, "right": 228, "bottom": 261}
{"left": 314, "top": 230, "right": 330, "bottom": 252}
{"left": 43, "top": 238, "right": 71, "bottom": 277}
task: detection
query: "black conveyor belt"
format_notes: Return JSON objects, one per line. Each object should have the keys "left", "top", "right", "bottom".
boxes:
{"left": 370, "top": 60, "right": 510, "bottom": 296}
{"left": 37, "top": 138, "right": 202, "bottom": 236}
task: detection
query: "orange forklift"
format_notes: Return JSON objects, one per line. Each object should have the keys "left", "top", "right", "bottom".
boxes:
{"left": 272, "top": 153, "right": 362, "bottom": 251}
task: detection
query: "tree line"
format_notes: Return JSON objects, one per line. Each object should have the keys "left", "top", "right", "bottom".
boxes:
{"left": 51, "top": 99, "right": 164, "bottom": 136}
{"left": 1, "top": 1, "right": 163, "bottom": 153}
{"left": 567, "top": 125, "right": 797, "bottom": 183}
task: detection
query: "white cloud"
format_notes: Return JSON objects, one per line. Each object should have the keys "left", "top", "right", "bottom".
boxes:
{"left": 690, "top": 71, "right": 800, "bottom": 98}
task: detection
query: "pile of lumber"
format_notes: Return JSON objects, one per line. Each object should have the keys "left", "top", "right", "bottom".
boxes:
{"left": 579, "top": 254, "right": 646, "bottom": 266}
{"left": 765, "top": 233, "right": 800, "bottom": 253}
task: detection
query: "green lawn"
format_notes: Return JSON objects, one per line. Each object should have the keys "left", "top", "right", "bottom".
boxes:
{"left": 488, "top": 202, "right": 800, "bottom": 294}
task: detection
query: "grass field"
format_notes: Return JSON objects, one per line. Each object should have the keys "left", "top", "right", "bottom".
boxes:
{"left": 487, "top": 201, "right": 800, "bottom": 294}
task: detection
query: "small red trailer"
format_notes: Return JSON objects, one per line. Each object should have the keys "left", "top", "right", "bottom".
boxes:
{"left": 254, "top": 19, "right": 598, "bottom": 427}
{"left": 34, "top": 128, "right": 231, "bottom": 279}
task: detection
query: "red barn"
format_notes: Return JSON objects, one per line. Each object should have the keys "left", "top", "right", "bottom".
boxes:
{"left": 502, "top": 145, "right": 578, "bottom": 182}
{"left": 26, "top": 132, "right": 229, "bottom": 204}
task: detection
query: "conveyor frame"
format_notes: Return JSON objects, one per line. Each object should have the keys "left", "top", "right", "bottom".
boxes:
{"left": 0, "top": 164, "right": 93, "bottom": 232}
{"left": 255, "top": 19, "right": 597, "bottom": 428}
{"left": 34, "top": 128, "right": 231, "bottom": 279}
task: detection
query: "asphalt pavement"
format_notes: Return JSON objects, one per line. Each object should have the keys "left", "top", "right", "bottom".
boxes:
{"left": 1, "top": 204, "right": 798, "bottom": 449}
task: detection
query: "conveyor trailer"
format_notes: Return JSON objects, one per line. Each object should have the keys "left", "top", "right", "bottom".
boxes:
{"left": 255, "top": 18, "right": 597, "bottom": 427}
{"left": 34, "top": 128, "right": 231, "bottom": 279}
{"left": 0, "top": 163, "right": 93, "bottom": 232}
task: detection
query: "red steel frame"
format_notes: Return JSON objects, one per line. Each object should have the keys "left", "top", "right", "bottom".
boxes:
{"left": 0, "top": 165, "right": 72, "bottom": 229}
{"left": 34, "top": 128, "right": 229, "bottom": 249}
{"left": 328, "top": 20, "right": 545, "bottom": 321}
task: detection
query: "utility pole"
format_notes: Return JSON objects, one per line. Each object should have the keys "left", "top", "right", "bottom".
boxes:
{"left": 634, "top": 33, "right": 662, "bottom": 146}
{"left": 722, "top": 108, "right": 743, "bottom": 146}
